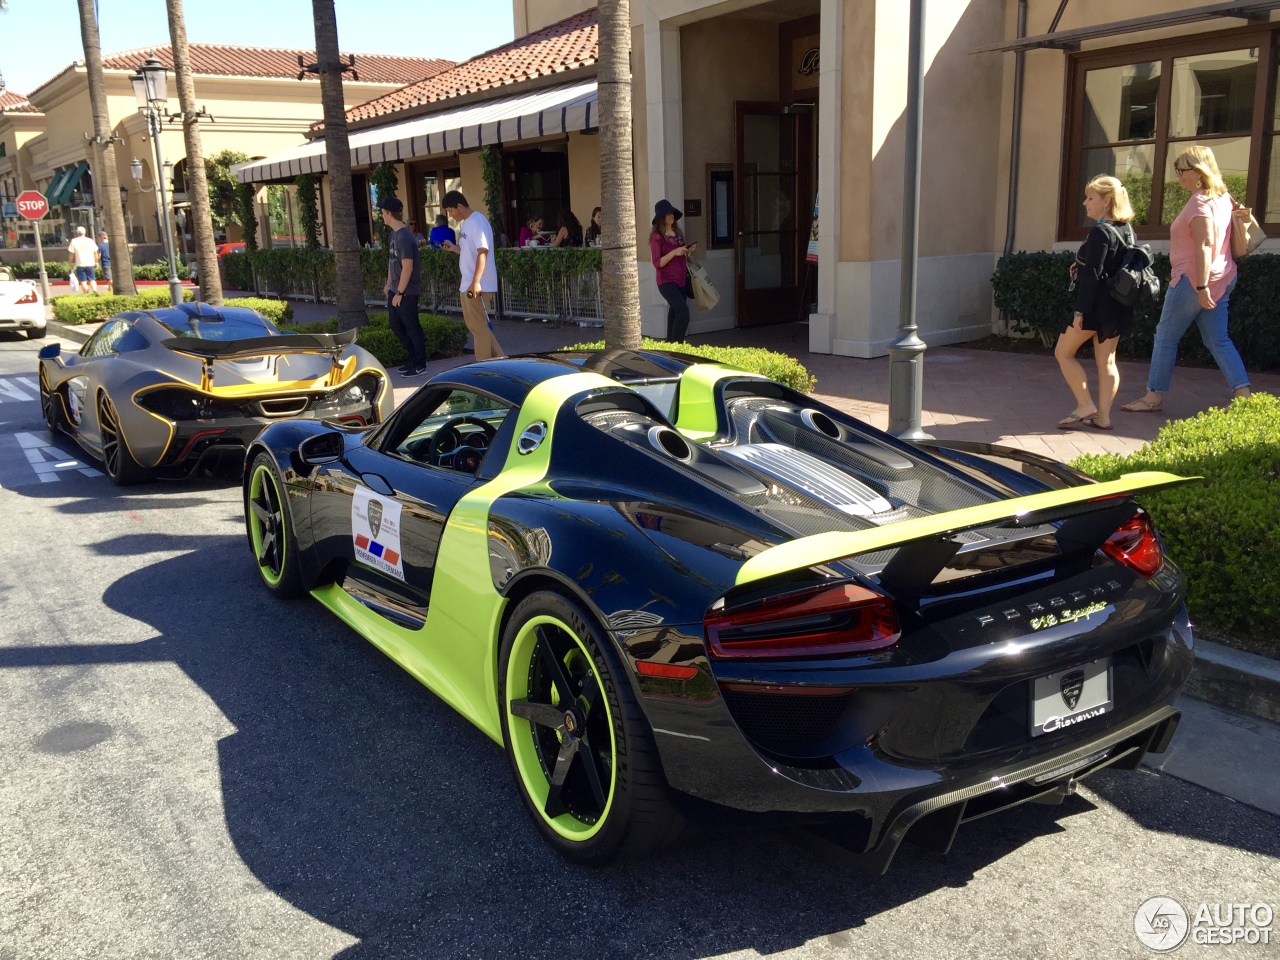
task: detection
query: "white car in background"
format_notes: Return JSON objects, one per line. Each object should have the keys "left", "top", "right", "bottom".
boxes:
{"left": 0, "top": 277, "right": 46, "bottom": 339}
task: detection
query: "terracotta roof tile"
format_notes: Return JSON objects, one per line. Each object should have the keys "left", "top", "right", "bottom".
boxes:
{"left": 340, "top": 9, "right": 597, "bottom": 127}
{"left": 0, "top": 91, "right": 40, "bottom": 114}
{"left": 98, "top": 43, "right": 453, "bottom": 86}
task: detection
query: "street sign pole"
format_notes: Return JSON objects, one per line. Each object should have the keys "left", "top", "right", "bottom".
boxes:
{"left": 16, "top": 191, "right": 52, "bottom": 304}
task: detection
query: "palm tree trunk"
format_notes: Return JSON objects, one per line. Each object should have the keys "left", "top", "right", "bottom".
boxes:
{"left": 312, "top": 0, "right": 367, "bottom": 330}
{"left": 166, "top": 0, "right": 222, "bottom": 304}
{"left": 76, "top": 0, "right": 137, "bottom": 295}
{"left": 598, "top": 0, "right": 641, "bottom": 349}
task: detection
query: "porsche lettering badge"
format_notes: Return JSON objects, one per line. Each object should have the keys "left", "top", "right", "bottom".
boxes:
{"left": 352, "top": 485, "right": 405, "bottom": 581}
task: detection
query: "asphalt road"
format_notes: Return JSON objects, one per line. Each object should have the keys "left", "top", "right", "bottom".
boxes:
{"left": 0, "top": 331, "right": 1277, "bottom": 960}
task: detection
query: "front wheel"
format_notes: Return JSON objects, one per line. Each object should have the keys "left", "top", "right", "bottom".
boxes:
{"left": 499, "top": 590, "right": 683, "bottom": 865}
{"left": 245, "top": 452, "right": 304, "bottom": 598}
{"left": 39, "top": 366, "right": 62, "bottom": 433}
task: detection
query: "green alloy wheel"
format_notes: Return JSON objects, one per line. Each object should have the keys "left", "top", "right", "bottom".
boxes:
{"left": 246, "top": 452, "right": 304, "bottom": 598}
{"left": 499, "top": 590, "right": 683, "bottom": 865}
{"left": 97, "top": 392, "right": 151, "bottom": 485}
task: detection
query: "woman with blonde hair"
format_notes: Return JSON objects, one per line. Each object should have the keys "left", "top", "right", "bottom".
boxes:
{"left": 1054, "top": 175, "right": 1137, "bottom": 429}
{"left": 1122, "top": 144, "right": 1250, "bottom": 412}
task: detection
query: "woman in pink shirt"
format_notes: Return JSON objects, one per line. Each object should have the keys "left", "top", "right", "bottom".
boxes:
{"left": 650, "top": 199, "right": 694, "bottom": 340}
{"left": 1122, "top": 145, "right": 1250, "bottom": 412}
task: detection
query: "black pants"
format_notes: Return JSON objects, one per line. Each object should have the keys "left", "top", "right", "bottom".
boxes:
{"left": 386, "top": 294, "right": 424, "bottom": 366}
{"left": 658, "top": 282, "right": 690, "bottom": 341}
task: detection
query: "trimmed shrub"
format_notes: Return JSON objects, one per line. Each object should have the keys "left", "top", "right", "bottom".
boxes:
{"left": 564, "top": 337, "right": 817, "bottom": 393}
{"left": 1072, "top": 394, "right": 1280, "bottom": 651}
{"left": 133, "top": 260, "right": 187, "bottom": 281}
{"left": 223, "top": 297, "right": 293, "bottom": 324}
{"left": 992, "top": 250, "right": 1280, "bottom": 369}
{"left": 278, "top": 310, "right": 466, "bottom": 367}
{"left": 222, "top": 252, "right": 255, "bottom": 291}
{"left": 52, "top": 288, "right": 195, "bottom": 324}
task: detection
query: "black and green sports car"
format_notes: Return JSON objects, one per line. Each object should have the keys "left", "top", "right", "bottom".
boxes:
{"left": 242, "top": 349, "right": 1195, "bottom": 868}
{"left": 38, "top": 303, "right": 391, "bottom": 484}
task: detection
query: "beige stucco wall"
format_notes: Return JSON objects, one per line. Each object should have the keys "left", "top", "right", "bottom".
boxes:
{"left": 515, "top": 0, "right": 592, "bottom": 36}
{"left": 677, "top": 17, "right": 778, "bottom": 252}
{"left": 567, "top": 131, "right": 601, "bottom": 226}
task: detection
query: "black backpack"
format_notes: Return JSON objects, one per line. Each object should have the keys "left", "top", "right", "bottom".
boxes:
{"left": 1101, "top": 222, "right": 1160, "bottom": 308}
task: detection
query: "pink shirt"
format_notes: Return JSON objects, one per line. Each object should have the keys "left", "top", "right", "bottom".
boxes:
{"left": 650, "top": 231, "right": 687, "bottom": 287}
{"left": 1170, "top": 190, "right": 1236, "bottom": 302}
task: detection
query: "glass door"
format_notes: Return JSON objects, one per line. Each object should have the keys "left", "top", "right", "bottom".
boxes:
{"left": 735, "top": 102, "right": 807, "bottom": 326}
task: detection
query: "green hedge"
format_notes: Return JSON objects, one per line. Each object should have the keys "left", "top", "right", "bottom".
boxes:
{"left": 280, "top": 311, "right": 467, "bottom": 367}
{"left": 222, "top": 297, "right": 293, "bottom": 325}
{"left": 1072, "top": 394, "right": 1280, "bottom": 651}
{"left": 992, "top": 250, "right": 1280, "bottom": 369}
{"left": 218, "top": 246, "right": 602, "bottom": 299}
{"left": 564, "top": 337, "right": 817, "bottom": 393}
{"left": 6, "top": 260, "right": 191, "bottom": 282}
{"left": 51, "top": 288, "right": 195, "bottom": 324}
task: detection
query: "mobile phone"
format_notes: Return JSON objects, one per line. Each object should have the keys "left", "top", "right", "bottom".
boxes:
{"left": 687, "top": 240, "right": 698, "bottom": 250}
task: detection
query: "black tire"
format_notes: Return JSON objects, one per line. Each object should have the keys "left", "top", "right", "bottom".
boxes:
{"left": 27, "top": 326, "right": 47, "bottom": 340}
{"left": 38, "top": 366, "right": 62, "bottom": 433}
{"left": 499, "top": 590, "right": 684, "bottom": 865}
{"left": 97, "top": 391, "right": 152, "bottom": 485}
{"left": 244, "top": 452, "right": 305, "bottom": 598}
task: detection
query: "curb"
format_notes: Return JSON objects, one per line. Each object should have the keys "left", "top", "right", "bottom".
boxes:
{"left": 47, "top": 320, "right": 93, "bottom": 345}
{"left": 1188, "top": 639, "right": 1280, "bottom": 725}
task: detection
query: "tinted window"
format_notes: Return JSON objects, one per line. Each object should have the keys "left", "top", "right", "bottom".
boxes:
{"left": 157, "top": 311, "right": 278, "bottom": 341}
{"left": 80, "top": 320, "right": 127, "bottom": 358}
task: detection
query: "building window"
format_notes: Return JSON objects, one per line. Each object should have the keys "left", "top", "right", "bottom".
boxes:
{"left": 1062, "top": 28, "right": 1275, "bottom": 240}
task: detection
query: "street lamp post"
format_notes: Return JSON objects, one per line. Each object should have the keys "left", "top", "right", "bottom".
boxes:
{"left": 130, "top": 57, "right": 183, "bottom": 306}
{"left": 887, "top": 0, "right": 932, "bottom": 440}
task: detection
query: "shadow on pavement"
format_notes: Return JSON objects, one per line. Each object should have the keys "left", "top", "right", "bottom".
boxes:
{"left": 1, "top": 534, "right": 1276, "bottom": 959}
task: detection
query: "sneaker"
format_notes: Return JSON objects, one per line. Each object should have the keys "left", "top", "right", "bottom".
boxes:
{"left": 397, "top": 362, "right": 413, "bottom": 375}
{"left": 403, "top": 364, "right": 428, "bottom": 378}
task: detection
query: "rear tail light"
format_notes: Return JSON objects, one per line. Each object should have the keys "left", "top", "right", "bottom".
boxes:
{"left": 1102, "top": 511, "right": 1163, "bottom": 578}
{"left": 705, "top": 582, "right": 900, "bottom": 659}
{"left": 15, "top": 289, "right": 38, "bottom": 305}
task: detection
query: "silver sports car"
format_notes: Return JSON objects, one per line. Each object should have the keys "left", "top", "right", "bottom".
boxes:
{"left": 38, "top": 302, "right": 391, "bottom": 484}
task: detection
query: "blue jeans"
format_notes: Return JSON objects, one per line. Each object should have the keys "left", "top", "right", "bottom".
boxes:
{"left": 1147, "top": 274, "right": 1249, "bottom": 393}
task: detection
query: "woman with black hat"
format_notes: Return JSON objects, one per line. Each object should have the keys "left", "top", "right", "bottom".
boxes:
{"left": 650, "top": 199, "right": 695, "bottom": 341}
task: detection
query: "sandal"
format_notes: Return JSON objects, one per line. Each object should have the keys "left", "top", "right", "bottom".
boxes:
{"left": 1090, "top": 418, "right": 1115, "bottom": 431}
{"left": 1120, "top": 397, "right": 1162, "bottom": 413}
{"left": 1058, "top": 411, "right": 1097, "bottom": 429}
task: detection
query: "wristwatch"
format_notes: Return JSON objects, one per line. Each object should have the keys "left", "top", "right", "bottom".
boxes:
{"left": 1195, "top": 284, "right": 1209, "bottom": 291}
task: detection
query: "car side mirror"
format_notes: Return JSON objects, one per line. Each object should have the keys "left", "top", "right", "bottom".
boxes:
{"left": 298, "top": 430, "right": 345, "bottom": 466}
{"left": 38, "top": 343, "right": 61, "bottom": 360}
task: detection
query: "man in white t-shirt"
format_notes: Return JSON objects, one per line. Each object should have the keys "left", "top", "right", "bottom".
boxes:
{"left": 439, "top": 190, "right": 504, "bottom": 360}
{"left": 67, "top": 225, "right": 99, "bottom": 293}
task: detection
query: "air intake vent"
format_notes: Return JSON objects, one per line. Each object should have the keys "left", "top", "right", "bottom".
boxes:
{"left": 721, "top": 443, "right": 895, "bottom": 517}
{"left": 258, "top": 397, "right": 309, "bottom": 418}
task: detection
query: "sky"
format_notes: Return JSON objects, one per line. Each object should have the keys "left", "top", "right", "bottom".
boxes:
{"left": 0, "top": 0, "right": 516, "bottom": 97}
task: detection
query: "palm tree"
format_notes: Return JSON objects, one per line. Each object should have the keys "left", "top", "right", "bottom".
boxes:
{"left": 311, "top": 0, "right": 367, "bottom": 330}
{"left": 165, "top": 0, "right": 221, "bottom": 304}
{"left": 76, "top": 0, "right": 137, "bottom": 295}
{"left": 598, "top": 0, "right": 641, "bottom": 349}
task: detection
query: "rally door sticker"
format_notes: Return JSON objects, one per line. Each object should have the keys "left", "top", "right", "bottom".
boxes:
{"left": 351, "top": 484, "right": 406, "bottom": 581}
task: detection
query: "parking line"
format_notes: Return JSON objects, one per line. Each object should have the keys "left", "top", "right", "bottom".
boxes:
{"left": 0, "top": 378, "right": 39, "bottom": 402}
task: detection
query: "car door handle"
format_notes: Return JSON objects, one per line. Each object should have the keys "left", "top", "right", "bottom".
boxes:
{"left": 361, "top": 472, "right": 396, "bottom": 497}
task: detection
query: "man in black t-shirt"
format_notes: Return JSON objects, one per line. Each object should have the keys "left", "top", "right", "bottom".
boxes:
{"left": 378, "top": 196, "right": 427, "bottom": 376}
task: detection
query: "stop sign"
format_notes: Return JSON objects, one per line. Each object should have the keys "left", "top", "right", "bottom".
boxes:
{"left": 15, "top": 191, "right": 48, "bottom": 221}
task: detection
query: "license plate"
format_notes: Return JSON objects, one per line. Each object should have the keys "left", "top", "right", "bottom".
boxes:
{"left": 1030, "top": 658, "right": 1112, "bottom": 737}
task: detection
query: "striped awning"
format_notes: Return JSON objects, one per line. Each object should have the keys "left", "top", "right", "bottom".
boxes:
{"left": 237, "top": 80, "right": 598, "bottom": 183}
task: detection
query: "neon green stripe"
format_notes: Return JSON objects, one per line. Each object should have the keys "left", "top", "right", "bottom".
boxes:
{"left": 672, "top": 363, "right": 763, "bottom": 440}
{"left": 735, "top": 470, "right": 1197, "bottom": 586}
{"left": 313, "top": 371, "right": 618, "bottom": 745}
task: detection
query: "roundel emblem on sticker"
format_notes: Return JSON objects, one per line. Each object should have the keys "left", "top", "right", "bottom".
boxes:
{"left": 517, "top": 421, "right": 547, "bottom": 455}
{"left": 367, "top": 499, "right": 384, "bottom": 539}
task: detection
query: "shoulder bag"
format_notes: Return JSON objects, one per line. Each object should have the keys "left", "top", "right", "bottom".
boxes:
{"left": 1230, "top": 197, "right": 1266, "bottom": 257}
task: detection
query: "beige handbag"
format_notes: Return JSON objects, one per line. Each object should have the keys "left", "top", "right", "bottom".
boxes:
{"left": 1231, "top": 197, "right": 1266, "bottom": 257}
{"left": 687, "top": 258, "right": 720, "bottom": 313}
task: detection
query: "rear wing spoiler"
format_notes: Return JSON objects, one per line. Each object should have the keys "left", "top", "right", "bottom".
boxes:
{"left": 159, "top": 329, "right": 357, "bottom": 361}
{"left": 160, "top": 330, "right": 359, "bottom": 391}
{"left": 735, "top": 471, "right": 1198, "bottom": 587}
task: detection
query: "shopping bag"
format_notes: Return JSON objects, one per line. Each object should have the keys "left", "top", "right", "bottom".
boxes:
{"left": 688, "top": 258, "right": 720, "bottom": 313}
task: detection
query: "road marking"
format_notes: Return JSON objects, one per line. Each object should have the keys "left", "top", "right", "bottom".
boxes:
{"left": 14, "top": 432, "right": 102, "bottom": 481}
{"left": 0, "top": 377, "right": 39, "bottom": 402}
